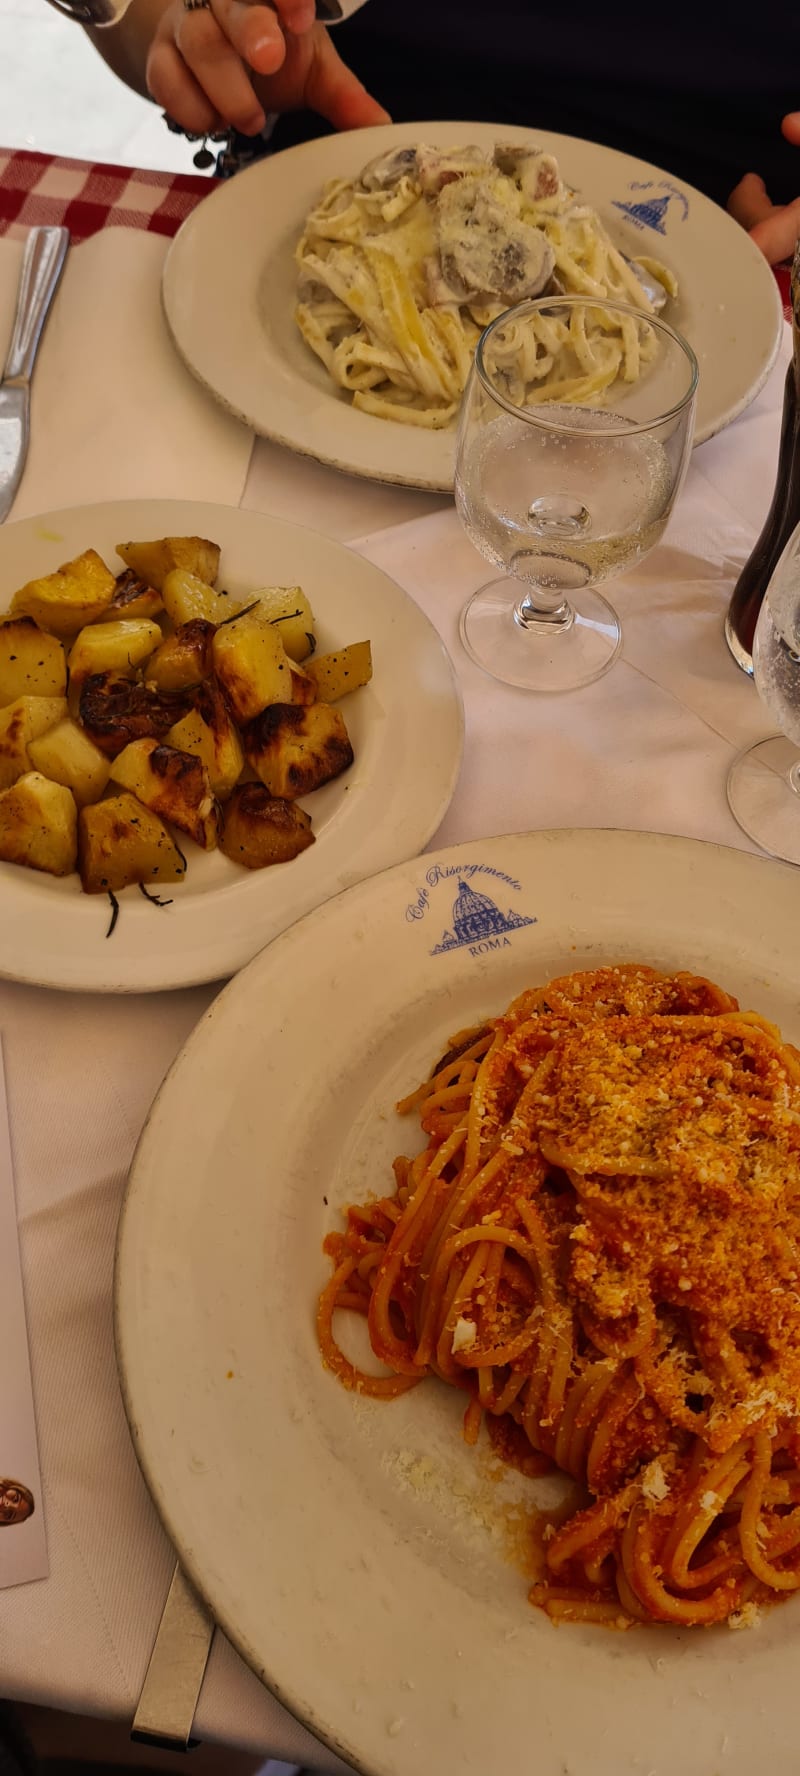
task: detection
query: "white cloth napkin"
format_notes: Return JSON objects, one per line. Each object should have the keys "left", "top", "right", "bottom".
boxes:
{"left": 0, "top": 231, "right": 254, "bottom": 519}
{"left": 0, "top": 318, "right": 790, "bottom": 1769}
{"left": 0, "top": 976, "right": 352, "bottom": 1771}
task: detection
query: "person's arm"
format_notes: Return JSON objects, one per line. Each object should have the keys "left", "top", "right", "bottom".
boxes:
{"left": 84, "top": 0, "right": 382, "bottom": 138}
{"left": 728, "top": 113, "right": 800, "bottom": 265}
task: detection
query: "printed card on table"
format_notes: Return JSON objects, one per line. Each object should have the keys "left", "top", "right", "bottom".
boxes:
{"left": 0, "top": 1036, "right": 48, "bottom": 1587}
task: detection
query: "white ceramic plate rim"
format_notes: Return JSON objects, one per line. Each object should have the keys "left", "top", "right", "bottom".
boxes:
{"left": 162, "top": 120, "right": 782, "bottom": 491}
{"left": 0, "top": 499, "right": 462, "bottom": 993}
{"left": 116, "top": 828, "right": 800, "bottom": 1776}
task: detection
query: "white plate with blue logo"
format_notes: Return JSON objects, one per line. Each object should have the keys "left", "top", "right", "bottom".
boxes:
{"left": 163, "top": 120, "right": 782, "bottom": 490}
{"left": 0, "top": 498, "right": 462, "bottom": 993}
{"left": 116, "top": 829, "right": 800, "bottom": 1776}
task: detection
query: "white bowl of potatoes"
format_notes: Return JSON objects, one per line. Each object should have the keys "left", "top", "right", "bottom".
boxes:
{"left": 0, "top": 500, "right": 462, "bottom": 993}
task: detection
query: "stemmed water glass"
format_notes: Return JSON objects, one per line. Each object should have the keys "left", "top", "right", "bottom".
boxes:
{"left": 454, "top": 294, "right": 698, "bottom": 693}
{"left": 727, "top": 521, "right": 800, "bottom": 865}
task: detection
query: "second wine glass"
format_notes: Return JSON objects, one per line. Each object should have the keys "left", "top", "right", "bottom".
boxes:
{"left": 727, "top": 520, "right": 800, "bottom": 865}
{"left": 454, "top": 295, "right": 698, "bottom": 693}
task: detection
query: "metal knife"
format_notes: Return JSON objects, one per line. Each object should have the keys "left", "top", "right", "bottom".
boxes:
{"left": 0, "top": 226, "right": 69, "bottom": 524}
{"left": 131, "top": 1562, "right": 214, "bottom": 1751}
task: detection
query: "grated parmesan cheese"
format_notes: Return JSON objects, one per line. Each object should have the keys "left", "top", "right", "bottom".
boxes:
{"left": 641, "top": 1460, "right": 670, "bottom": 1504}
{"left": 452, "top": 1316, "right": 478, "bottom": 1353}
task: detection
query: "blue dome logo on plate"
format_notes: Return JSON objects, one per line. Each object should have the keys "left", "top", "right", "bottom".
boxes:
{"left": 612, "top": 182, "right": 689, "bottom": 235}
{"left": 431, "top": 878, "right": 536, "bottom": 957}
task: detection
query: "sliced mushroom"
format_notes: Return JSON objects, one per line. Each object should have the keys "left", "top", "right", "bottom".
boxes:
{"left": 437, "top": 177, "right": 555, "bottom": 304}
{"left": 359, "top": 146, "right": 419, "bottom": 192}
{"left": 494, "top": 144, "right": 564, "bottom": 206}
{"left": 416, "top": 144, "right": 491, "bottom": 195}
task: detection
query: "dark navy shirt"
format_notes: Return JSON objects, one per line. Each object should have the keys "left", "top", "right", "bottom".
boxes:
{"left": 256, "top": 0, "right": 800, "bottom": 207}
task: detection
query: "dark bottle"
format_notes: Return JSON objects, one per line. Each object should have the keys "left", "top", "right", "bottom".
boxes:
{"left": 726, "top": 244, "right": 800, "bottom": 675}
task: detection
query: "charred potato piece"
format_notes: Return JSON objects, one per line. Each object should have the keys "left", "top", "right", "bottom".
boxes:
{"left": 0, "top": 772, "right": 77, "bottom": 877}
{"left": 112, "top": 739, "right": 221, "bottom": 850}
{"left": 78, "top": 791, "right": 187, "bottom": 894}
{"left": 0, "top": 618, "right": 67, "bottom": 706}
{"left": 106, "top": 569, "right": 163, "bottom": 622}
{"left": 251, "top": 586, "right": 316, "bottom": 662}
{"left": 67, "top": 618, "right": 162, "bottom": 712}
{"left": 79, "top": 673, "right": 193, "bottom": 759}
{"left": 161, "top": 569, "right": 242, "bottom": 629}
{"left": 243, "top": 701, "right": 353, "bottom": 800}
{"left": 147, "top": 620, "right": 215, "bottom": 693}
{"left": 167, "top": 677, "right": 243, "bottom": 800}
{"left": 0, "top": 695, "right": 69, "bottom": 790}
{"left": 305, "top": 641, "right": 372, "bottom": 703}
{"left": 213, "top": 611, "right": 314, "bottom": 725}
{"left": 11, "top": 548, "right": 116, "bottom": 637}
{"left": 28, "top": 718, "right": 111, "bottom": 808}
{"left": 116, "top": 536, "right": 220, "bottom": 591}
{"left": 220, "top": 783, "right": 314, "bottom": 869}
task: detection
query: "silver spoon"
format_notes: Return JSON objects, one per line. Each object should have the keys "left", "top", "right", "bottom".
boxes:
{"left": 622, "top": 255, "right": 669, "bottom": 312}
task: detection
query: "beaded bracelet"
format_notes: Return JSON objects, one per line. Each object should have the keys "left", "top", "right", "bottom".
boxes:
{"left": 162, "top": 114, "right": 276, "bottom": 176}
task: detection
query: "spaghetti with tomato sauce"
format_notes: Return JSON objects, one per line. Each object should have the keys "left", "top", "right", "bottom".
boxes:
{"left": 318, "top": 965, "right": 800, "bottom": 1628}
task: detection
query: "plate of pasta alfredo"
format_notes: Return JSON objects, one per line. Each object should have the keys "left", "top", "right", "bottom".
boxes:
{"left": 117, "top": 828, "right": 800, "bottom": 1776}
{"left": 162, "top": 121, "right": 782, "bottom": 491}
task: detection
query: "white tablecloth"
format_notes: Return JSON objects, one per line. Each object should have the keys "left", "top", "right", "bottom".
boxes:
{"left": 0, "top": 227, "right": 791, "bottom": 1767}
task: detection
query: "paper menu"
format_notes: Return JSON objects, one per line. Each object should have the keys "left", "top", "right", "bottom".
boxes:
{"left": 0, "top": 1035, "right": 48, "bottom": 1588}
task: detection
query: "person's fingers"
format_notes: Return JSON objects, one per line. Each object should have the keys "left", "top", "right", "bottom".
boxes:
{"left": 206, "top": 0, "right": 288, "bottom": 76}
{"left": 273, "top": 0, "right": 315, "bottom": 31}
{"left": 728, "top": 172, "right": 800, "bottom": 264}
{"left": 782, "top": 111, "right": 800, "bottom": 146}
{"left": 727, "top": 171, "right": 774, "bottom": 229}
{"left": 749, "top": 195, "right": 800, "bottom": 265}
{"left": 147, "top": 38, "right": 222, "bottom": 133}
{"left": 175, "top": 6, "right": 267, "bottom": 131}
{"left": 303, "top": 25, "right": 391, "bottom": 129}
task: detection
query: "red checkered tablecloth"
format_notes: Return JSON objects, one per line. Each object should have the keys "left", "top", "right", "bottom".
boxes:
{"left": 0, "top": 146, "right": 215, "bottom": 243}
{"left": 775, "top": 262, "right": 792, "bottom": 321}
{"left": 0, "top": 143, "right": 793, "bottom": 318}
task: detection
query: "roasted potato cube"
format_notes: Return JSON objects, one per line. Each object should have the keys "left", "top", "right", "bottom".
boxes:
{"left": 112, "top": 738, "right": 221, "bottom": 850}
{"left": 251, "top": 586, "right": 316, "bottom": 662}
{"left": 213, "top": 612, "right": 314, "bottom": 725}
{"left": 305, "top": 641, "right": 373, "bottom": 703}
{"left": 147, "top": 620, "right": 215, "bottom": 693}
{"left": 167, "top": 678, "right": 244, "bottom": 800}
{"left": 0, "top": 771, "right": 77, "bottom": 876}
{"left": 0, "top": 618, "right": 67, "bottom": 706}
{"left": 79, "top": 673, "right": 192, "bottom": 758}
{"left": 243, "top": 701, "right": 353, "bottom": 800}
{"left": 161, "top": 569, "right": 242, "bottom": 629}
{"left": 78, "top": 791, "right": 186, "bottom": 894}
{"left": 28, "top": 717, "right": 111, "bottom": 808}
{"left": 116, "top": 536, "right": 220, "bottom": 591}
{"left": 0, "top": 695, "right": 68, "bottom": 790}
{"left": 11, "top": 549, "right": 116, "bottom": 637}
{"left": 220, "top": 783, "right": 314, "bottom": 869}
{"left": 105, "top": 569, "right": 163, "bottom": 622}
{"left": 67, "top": 618, "right": 162, "bottom": 711}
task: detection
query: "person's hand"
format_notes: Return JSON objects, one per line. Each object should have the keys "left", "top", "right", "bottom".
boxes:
{"left": 146, "top": 1, "right": 389, "bottom": 139}
{"left": 250, "top": 20, "right": 389, "bottom": 131}
{"left": 728, "top": 113, "right": 800, "bottom": 265}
